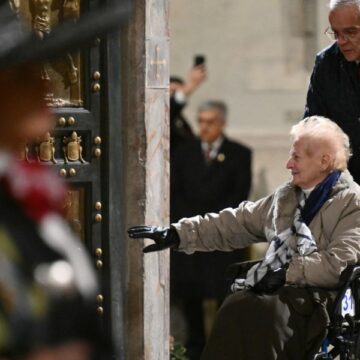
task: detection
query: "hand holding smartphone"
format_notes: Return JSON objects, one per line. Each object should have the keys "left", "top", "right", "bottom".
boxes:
{"left": 194, "top": 55, "right": 206, "bottom": 67}
{"left": 182, "top": 55, "right": 207, "bottom": 95}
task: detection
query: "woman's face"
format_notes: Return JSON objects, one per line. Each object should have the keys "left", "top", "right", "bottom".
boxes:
{"left": 0, "top": 62, "right": 54, "bottom": 152}
{"left": 286, "top": 136, "right": 330, "bottom": 189}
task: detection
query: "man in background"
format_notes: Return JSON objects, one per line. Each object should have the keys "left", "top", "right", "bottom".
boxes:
{"left": 171, "top": 100, "right": 252, "bottom": 360}
{"left": 305, "top": 0, "right": 360, "bottom": 183}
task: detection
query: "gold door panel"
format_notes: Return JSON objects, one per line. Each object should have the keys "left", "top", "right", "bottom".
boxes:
{"left": 16, "top": 0, "right": 83, "bottom": 107}
{"left": 64, "top": 187, "right": 85, "bottom": 242}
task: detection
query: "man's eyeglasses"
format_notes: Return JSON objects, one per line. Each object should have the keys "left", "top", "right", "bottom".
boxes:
{"left": 325, "top": 26, "right": 360, "bottom": 41}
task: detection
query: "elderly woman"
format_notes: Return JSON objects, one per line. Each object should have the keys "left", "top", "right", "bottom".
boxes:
{"left": 129, "top": 116, "right": 360, "bottom": 359}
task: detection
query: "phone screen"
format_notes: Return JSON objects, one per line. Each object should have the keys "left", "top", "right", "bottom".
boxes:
{"left": 194, "top": 55, "right": 205, "bottom": 66}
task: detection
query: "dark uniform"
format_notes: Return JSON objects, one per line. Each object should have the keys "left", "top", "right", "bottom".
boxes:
{"left": 0, "top": 1, "right": 131, "bottom": 357}
{"left": 0, "top": 159, "right": 107, "bottom": 358}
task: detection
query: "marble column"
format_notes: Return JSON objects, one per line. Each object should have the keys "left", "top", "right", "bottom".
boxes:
{"left": 122, "top": 0, "right": 169, "bottom": 359}
{"left": 144, "top": 0, "right": 170, "bottom": 358}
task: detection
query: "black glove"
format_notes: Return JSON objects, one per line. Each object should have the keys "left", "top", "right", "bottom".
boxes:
{"left": 127, "top": 226, "right": 180, "bottom": 253}
{"left": 252, "top": 267, "right": 287, "bottom": 294}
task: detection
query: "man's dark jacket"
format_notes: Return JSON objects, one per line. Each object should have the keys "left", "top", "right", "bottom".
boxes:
{"left": 171, "top": 136, "right": 252, "bottom": 299}
{"left": 170, "top": 136, "right": 251, "bottom": 359}
{"left": 170, "top": 96, "right": 194, "bottom": 154}
{"left": 305, "top": 42, "right": 360, "bottom": 183}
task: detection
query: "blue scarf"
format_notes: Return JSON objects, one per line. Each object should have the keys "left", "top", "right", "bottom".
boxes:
{"left": 301, "top": 170, "right": 341, "bottom": 226}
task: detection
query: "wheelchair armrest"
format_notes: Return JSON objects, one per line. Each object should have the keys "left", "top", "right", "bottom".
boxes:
{"left": 225, "top": 259, "right": 263, "bottom": 281}
{"left": 332, "top": 264, "right": 360, "bottom": 319}
{"left": 339, "top": 264, "right": 360, "bottom": 285}
{"left": 226, "top": 262, "right": 360, "bottom": 284}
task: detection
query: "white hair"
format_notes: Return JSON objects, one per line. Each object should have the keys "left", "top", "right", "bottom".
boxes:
{"left": 329, "top": 0, "right": 360, "bottom": 10}
{"left": 290, "top": 116, "right": 352, "bottom": 171}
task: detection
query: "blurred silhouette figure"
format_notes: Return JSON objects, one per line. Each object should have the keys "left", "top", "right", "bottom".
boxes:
{"left": 171, "top": 100, "right": 252, "bottom": 360}
{"left": 0, "top": 1, "right": 131, "bottom": 358}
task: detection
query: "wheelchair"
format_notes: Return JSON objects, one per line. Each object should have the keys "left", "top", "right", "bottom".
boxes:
{"left": 225, "top": 261, "right": 360, "bottom": 360}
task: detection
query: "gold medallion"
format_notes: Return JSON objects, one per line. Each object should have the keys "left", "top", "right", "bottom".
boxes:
{"left": 217, "top": 153, "right": 225, "bottom": 162}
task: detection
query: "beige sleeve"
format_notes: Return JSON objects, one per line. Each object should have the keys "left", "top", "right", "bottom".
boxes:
{"left": 172, "top": 196, "right": 272, "bottom": 255}
{"left": 287, "top": 196, "right": 360, "bottom": 288}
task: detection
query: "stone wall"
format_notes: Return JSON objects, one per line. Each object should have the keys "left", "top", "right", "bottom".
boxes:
{"left": 170, "top": 0, "right": 330, "bottom": 196}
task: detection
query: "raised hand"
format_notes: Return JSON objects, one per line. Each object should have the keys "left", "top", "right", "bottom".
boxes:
{"left": 127, "top": 226, "right": 180, "bottom": 253}
{"left": 182, "top": 64, "right": 207, "bottom": 96}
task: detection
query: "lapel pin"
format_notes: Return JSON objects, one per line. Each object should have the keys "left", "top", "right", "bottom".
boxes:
{"left": 217, "top": 153, "right": 225, "bottom": 162}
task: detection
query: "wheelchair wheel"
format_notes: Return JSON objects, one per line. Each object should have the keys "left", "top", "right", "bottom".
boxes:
{"left": 342, "top": 322, "right": 360, "bottom": 360}
{"left": 351, "top": 329, "right": 360, "bottom": 359}
{"left": 323, "top": 317, "right": 360, "bottom": 360}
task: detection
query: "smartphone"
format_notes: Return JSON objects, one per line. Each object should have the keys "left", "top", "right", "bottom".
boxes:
{"left": 194, "top": 55, "right": 206, "bottom": 66}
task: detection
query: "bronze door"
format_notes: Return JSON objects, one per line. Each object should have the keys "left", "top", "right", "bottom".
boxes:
{"left": 16, "top": 0, "right": 125, "bottom": 353}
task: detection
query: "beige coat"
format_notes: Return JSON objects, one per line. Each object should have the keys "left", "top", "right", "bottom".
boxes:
{"left": 173, "top": 170, "right": 360, "bottom": 288}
